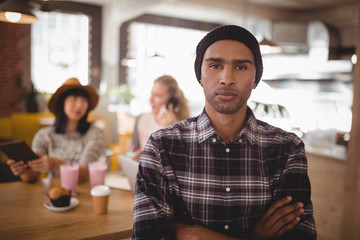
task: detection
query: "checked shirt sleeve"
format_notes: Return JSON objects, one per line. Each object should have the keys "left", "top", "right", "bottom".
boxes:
{"left": 274, "top": 139, "right": 317, "bottom": 240}
{"left": 132, "top": 137, "right": 175, "bottom": 240}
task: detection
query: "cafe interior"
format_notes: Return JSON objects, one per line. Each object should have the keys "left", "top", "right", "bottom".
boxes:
{"left": 0, "top": 0, "right": 360, "bottom": 239}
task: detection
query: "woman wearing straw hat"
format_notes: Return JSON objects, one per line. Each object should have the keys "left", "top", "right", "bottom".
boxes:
{"left": 7, "top": 78, "right": 106, "bottom": 183}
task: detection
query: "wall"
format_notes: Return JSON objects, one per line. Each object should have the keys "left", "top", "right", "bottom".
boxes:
{"left": 307, "top": 153, "right": 346, "bottom": 240}
{"left": 0, "top": 2, "right": 102, "bottom": 118}
{"left": 0, "top": 22, "right": 31, "bottom": 117}
{"left": 339, "top": 4, "right": 360, "bottom": 238}
{"left": 299, "top": 3, "right": 358, "bottom": 60}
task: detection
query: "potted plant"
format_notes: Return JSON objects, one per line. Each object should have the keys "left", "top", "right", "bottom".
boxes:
{"left": 108, "top": 84, "right": 133, "bottom": 105}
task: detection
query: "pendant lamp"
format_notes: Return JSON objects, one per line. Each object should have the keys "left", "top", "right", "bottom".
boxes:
{"left": 260, "top": 37, "right": 282, "bottom": 54}
{"left": 0, "top": 0, "right": 37, "bottom": 24}
{"left": 259, "top": 0, "right": 281, "bottom": 54}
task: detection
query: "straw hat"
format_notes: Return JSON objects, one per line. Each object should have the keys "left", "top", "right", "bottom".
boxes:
{"left": 47, "top": 78, "right": 99, "bottom": 113}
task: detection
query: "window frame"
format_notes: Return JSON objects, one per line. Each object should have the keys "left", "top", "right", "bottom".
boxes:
{"left": 41, "top": 1, "right": 102, "bottom": 89}
{"left": 119, "top": 14, "right": 219, "bottom": 84}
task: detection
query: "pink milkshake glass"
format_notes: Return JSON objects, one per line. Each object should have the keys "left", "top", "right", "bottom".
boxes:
{"left": 89, "top": 162, "right": 108, "bottom": 188}
{"left": 60, "top": 163, "right": 79, "bottom": 196}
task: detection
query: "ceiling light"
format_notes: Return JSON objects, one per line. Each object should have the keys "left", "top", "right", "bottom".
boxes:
{"left": 121, "top": 57, "right": 137, "bottom": 68}
{"left": 151, "top": 53, "right": 163, "bottom": 60}
{"left": 351, "top": 53, "right": 357, "bottom": 65}
{"left": 260, "top": 38, "right": 282, "bottom": 54}
{"left": 0, "top": 0, "right": 38, "bottom": 24}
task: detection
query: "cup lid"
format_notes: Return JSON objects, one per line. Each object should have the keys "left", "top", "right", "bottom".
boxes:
{"left": 90, "top": 185, "right": 111, "bottom": 196}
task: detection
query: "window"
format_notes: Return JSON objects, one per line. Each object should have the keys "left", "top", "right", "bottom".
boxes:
{"left": 125, "top": 22, "right": 207, "bottom": 116}
{"left": 30, "top": 2, "right": 102, "bottom": 92}
{"left": 31, "top": 11, "right": 89, "bottom": 93}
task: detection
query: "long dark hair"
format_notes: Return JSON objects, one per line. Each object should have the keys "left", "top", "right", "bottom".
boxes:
{"left": 53, "top": 88, "right": 91, "bottom": 134}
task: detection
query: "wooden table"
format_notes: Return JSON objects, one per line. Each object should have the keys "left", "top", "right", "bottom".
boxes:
{"left": 0, "top": 177, "right": 134, "bottom": 239}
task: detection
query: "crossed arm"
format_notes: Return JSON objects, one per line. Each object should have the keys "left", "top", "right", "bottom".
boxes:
{"left": 174, "top": 196, "right": 304, "bottom": 240}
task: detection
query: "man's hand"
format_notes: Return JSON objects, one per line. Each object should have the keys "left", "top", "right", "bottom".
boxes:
{"left": 174, "top": 196, "right": 303, "bottom": 240}
{"left": 251, "top": 196, "right": 304, "bottom": 240}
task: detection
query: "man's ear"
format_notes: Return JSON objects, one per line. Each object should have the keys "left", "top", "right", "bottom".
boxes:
{"left": 199, "top": 79, "right": 203, "bottom": 87}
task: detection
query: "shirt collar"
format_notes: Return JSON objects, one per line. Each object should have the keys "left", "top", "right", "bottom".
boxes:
{"left": 197, "top": 109, "right": 217, "bottom": 143}
{"left": 239, "top": 107, "right": 258, "bottom": 145}
{"left": 196, "top": 107, "right": 258, "bottom": 145}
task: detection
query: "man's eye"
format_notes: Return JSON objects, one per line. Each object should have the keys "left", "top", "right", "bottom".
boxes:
{"left": 235, "top": 65, "right": 247, "bottom": 70}
{"left": 210, "top": 64, "right": 220, "bottom": 69}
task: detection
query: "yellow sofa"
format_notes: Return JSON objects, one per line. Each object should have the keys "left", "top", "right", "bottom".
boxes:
{"left": 0, "top": 117, "right": 12, "bottom": 140}
{"left": 0, "top": 113, "right": 54, "bottom": 164}
{"left": 11, "top": 112, "right": 55, "bottom": 146}
{"left": 0, "top": 112, "right": 131, "bottom": 172}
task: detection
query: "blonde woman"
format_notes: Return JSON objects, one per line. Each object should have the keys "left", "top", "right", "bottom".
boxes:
{"left": 129, "top": 75, "right": 190, "bottom": 161}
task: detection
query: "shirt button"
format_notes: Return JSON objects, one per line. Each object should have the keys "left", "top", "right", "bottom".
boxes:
{"left": 225, "top": 148, "right": 230, "bottom": 153}
{"left": 212, "top": 138, "right": 216, "bottom": 143}
{"left": 226, "top": 187, "right": 230, "bottom": 192}
{"left": 224, "top": 225, "right": 229, "bottom": 230}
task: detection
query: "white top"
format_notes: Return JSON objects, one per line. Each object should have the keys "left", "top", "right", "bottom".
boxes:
{"left": 136, "top": 113, "right": 162, "bottom": 150}
{"left": 32, "top": 124, "right": 106, "bottom": 166}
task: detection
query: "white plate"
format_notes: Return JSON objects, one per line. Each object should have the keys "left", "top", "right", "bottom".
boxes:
{"left": 44, "top": 197, "right": 79, "bottom": 212}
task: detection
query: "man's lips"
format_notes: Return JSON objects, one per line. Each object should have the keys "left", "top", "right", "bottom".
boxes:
{"left": 216, "top": 90, "right": 238, "bottom": 100}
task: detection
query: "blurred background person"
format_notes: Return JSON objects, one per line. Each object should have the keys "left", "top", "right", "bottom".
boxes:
{"left": 129, "top": 75, "right": 190, "bottom": 161}
{"left": 7, "top": 78, "right": 106, "bottom": 183}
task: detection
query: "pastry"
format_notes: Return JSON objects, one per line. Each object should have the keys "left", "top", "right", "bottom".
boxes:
{"left": 47, "top": 187, "right": 71, "bottom": 207}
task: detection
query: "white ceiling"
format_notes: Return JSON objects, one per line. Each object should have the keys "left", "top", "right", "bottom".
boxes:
{"left": 67, "top": 0, "right": 359, "bottom": 25}
{"left": 240, "top": 0, "right": 358, "bottom": 10}
{"left": 71, "top": 0, "right": 359, "bottom": 11}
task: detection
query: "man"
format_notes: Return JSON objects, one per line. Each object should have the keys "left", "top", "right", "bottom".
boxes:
{"left": 132, "top": 25, "right": 317, "bottom": 239}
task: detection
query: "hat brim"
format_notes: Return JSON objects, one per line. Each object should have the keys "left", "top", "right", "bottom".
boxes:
{"left": 47, "top": 84, "right": 99, "bottom": 114}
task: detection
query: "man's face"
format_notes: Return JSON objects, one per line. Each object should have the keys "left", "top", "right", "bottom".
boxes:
{"left": 200, "top": 40, "right": 257, "bottom": 115}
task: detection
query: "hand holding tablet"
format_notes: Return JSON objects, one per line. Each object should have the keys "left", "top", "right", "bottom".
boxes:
{"left": 0, "top": 140, "right": 38, "bottom": 164}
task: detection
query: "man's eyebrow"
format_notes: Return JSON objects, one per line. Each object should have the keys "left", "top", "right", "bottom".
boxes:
{"left": 204, "top": 57, "right": 224, "bottom": 63}
{"left": 205, "top": 57, "right": 254, "bottom": 65}
{"left": 232, "top": 59, "right": 254, "bottom": 65}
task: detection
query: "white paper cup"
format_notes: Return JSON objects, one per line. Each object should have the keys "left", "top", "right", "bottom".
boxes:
{"left": 90, "top": 185, "right": 111, "bottom": 214}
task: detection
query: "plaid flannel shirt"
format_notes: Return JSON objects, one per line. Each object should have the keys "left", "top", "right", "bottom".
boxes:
{"left": 132, "top": 107, "right": 317, "bottom": 239}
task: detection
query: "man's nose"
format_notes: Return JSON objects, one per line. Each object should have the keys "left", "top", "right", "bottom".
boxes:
{"left": 219, "top": 68, "right": 234, "bottom": 86}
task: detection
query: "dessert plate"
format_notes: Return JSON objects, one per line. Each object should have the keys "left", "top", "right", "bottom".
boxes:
{"left": 44, "top": 197, "right": 79, "bottom": 212}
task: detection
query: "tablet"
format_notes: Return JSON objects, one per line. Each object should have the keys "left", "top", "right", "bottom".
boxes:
{"left": 0, "top": 140, "right": 38, "bottom": 163}
{"left": 118, "top": 154, "right": 139, "bottom": 193}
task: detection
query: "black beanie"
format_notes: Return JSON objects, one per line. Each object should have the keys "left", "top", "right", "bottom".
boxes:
{"left": 194, "top": 25, "right": 263, "bottom": 84}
